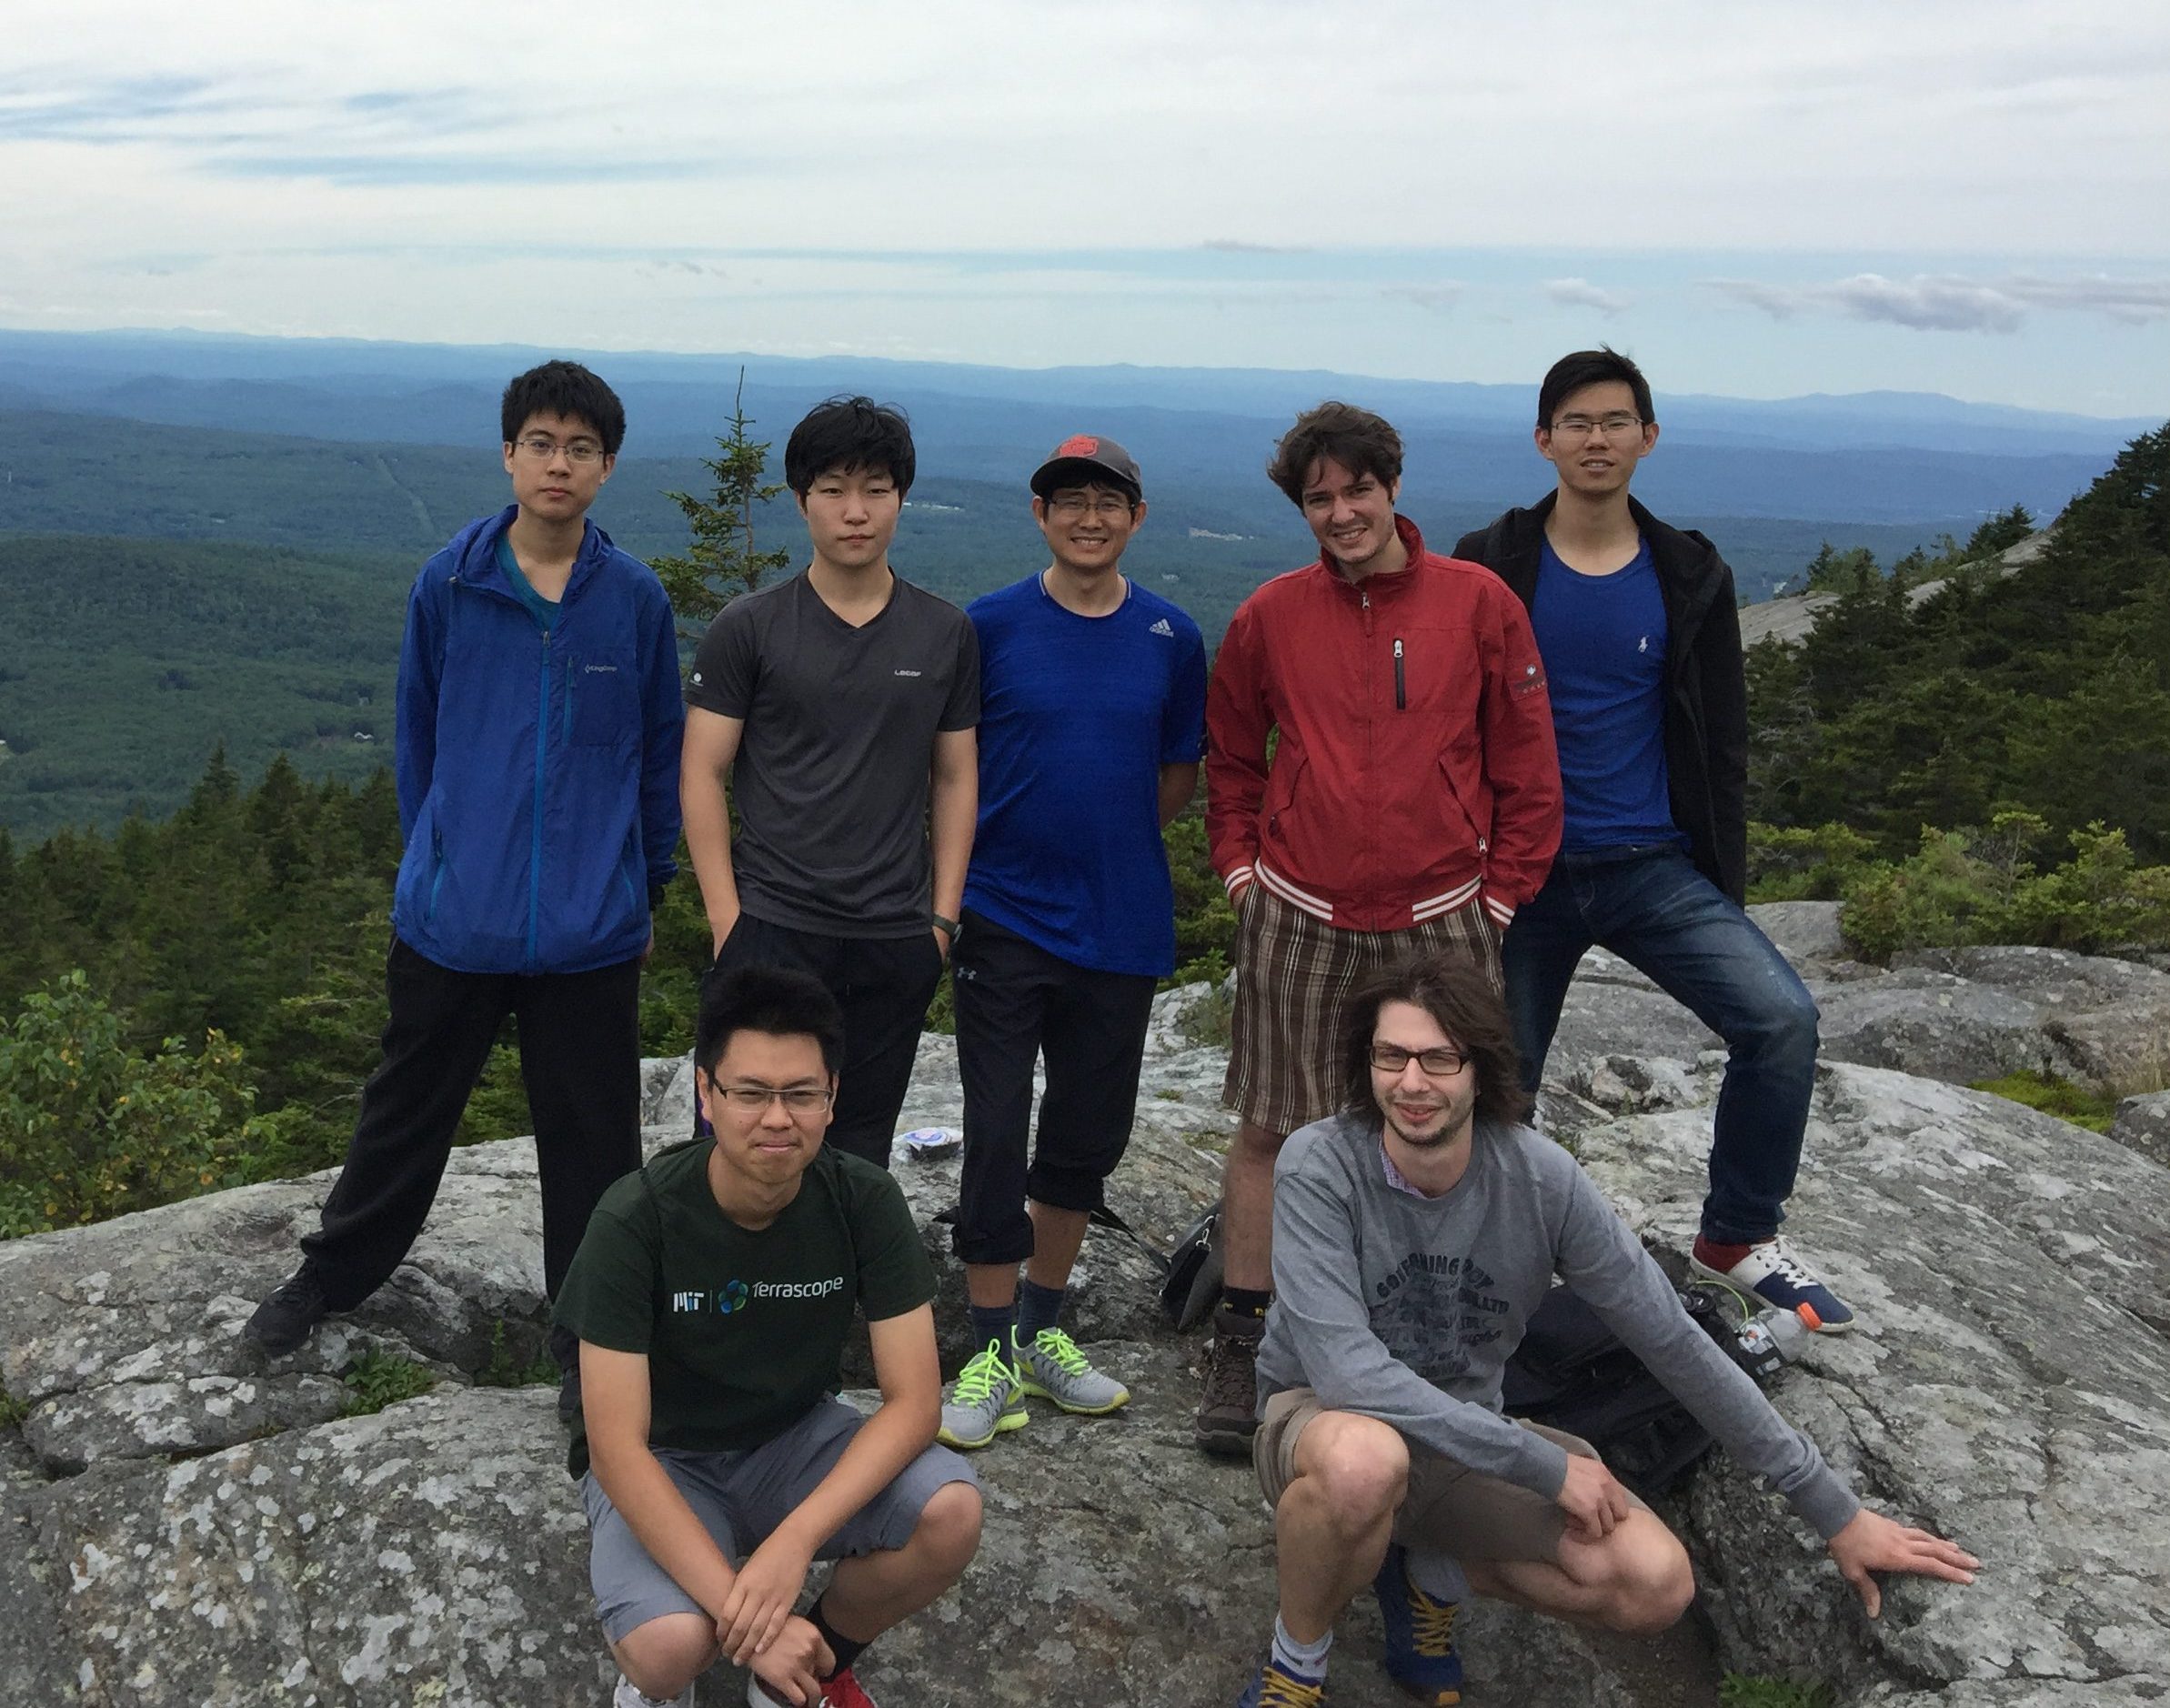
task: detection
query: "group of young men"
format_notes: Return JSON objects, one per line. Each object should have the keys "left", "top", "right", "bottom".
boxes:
{"left": 238, "top": 352, "right": 1975, "bottom": 1708}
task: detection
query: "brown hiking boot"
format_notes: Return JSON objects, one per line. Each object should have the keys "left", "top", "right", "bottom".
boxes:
{"left": 1194, "top": 1306, "right": 1264, "bottom": 1457}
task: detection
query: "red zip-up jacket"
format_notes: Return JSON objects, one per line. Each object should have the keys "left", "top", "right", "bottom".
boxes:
{"left": 1206, "top": 517, "right": 1562, "bottom": 933}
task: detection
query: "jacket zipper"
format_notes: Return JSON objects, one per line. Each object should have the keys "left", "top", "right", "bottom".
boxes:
{"left": 1393, "top": 638, "right": 1406, "bottom": 709}
{"left": 528, "top": 626, "right": 549, "bottom": 970}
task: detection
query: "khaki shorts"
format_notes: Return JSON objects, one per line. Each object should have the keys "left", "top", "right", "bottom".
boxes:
{"left": 1225, "top": 885, "right": 1500, "bottom": 1137}
{"left": 1254, "top": 1388, "right": 1642, "bottom": 1565}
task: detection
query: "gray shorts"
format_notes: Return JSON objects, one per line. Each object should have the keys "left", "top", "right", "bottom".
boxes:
{"left": 582, "top": 1398, "right": 978, "bottom": 1643}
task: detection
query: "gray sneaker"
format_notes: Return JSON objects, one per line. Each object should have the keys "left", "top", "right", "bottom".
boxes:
{"left": 1015, "top": 1328, "right": 1130, "bottom": 1416}
{"left": 937, "top": 1339, "right": 1027, "bottom": 1450}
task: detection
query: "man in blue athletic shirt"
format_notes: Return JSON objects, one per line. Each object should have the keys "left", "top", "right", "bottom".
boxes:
{"left": 1455, "top": 348, "right": 1852, "bottom": 1330}
{"left": 936, "top": 435, "right": 1209, "bottom": 1450}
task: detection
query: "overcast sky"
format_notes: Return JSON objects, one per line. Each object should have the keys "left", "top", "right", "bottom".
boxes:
{"left": 5, "top": 2, "right": 2168, "bottom": 415}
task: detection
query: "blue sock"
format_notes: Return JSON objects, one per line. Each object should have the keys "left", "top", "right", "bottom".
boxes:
{"left": 1404, "top": 1547, "right": 1468, "bottom": 1603}
{"left": 968, "top": 1301, "right": 1016, "bottom": 1362}
{"left": 1017, "top": 1278, "right": 1066, "bottom": 1345}
{"left": 1271, "top": 1614, "right": 1331, "bottom": 1683}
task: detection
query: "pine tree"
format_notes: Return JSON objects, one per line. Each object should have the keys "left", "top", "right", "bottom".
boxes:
{"left": 649, "top": 369, "right": 793, "bottom": 639}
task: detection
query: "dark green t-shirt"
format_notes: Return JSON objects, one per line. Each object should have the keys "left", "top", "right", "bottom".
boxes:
{"left": 553, "top": 1138, "right": 935, "bottom": 1478}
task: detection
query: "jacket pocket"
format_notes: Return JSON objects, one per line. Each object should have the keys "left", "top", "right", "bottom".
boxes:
{"left": 1263, "top": 753, "right": 1310, "bottom": 844}
{"left": 1434, "top": 755, "right": 1488, "bottom": 858}
{"left": 567, "top": 654, "right": 638, "bottom": 748}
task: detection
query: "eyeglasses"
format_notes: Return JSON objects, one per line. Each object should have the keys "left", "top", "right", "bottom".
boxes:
{"left": 713, "top": 1083, "right": 832, "bottom": 1114}
{"left": 1547, "top": 414, "right": 1644, "bottom": 440}
{"left": 513, "top": 435, "right": 606, "bottom": 465}
{"left": 1046, "top": 493, "right": 1136, "bottom": 519}
{"left": 1370, "top": 1043, "right": 1469, "bottom": 1077}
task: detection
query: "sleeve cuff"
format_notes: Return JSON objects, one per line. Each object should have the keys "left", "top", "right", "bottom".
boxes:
{"left": 1222, "top": 864, "right": 1256, "bottom": 901}
{"left": 1482, "top": 891, "right": 1516, "bottom": 929}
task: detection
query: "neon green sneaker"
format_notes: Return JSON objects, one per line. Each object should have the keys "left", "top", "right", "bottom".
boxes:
{"left": 1014, "top": 1327, "right": 1130, "bottom": 1416}
{"left": 938, "top": 1339, "right": 1027, "bottom": 1449}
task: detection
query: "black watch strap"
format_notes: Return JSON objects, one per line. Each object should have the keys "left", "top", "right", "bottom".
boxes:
{"left": 931, "top": 912, "right": 961, "bottom": 937}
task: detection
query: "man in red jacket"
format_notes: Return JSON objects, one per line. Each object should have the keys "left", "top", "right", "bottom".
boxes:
{"left": 1197, "top": 401, "right": 1562, "bottom": 1455}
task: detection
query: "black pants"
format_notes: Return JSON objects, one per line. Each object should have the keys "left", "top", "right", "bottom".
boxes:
{"left": 302, "top": 937, "right": 643, "bottom": 1355}
{"left": 704, "top": 913, "right": 945, "bottom": 1169}
{"left": 950, "top": 909, "right": 1157, "bottom": 1266}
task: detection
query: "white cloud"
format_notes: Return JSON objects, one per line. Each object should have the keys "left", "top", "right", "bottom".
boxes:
{"left": 1706, "top": 271, "right": 2170, "bottom": 332}
{"left": 1544, "top": 277, "right": 1631, "bottom": 316}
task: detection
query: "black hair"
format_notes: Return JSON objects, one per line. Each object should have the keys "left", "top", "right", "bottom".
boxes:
{"left": 783, "top": 396, "right": 916, "bottom": 497}
{"left": 694, "top": 963, "right": 846, "bottom": 1081}
{"left": 1536, "top": 347, "right": 1655, "bottom": 431}
{"left": 1267, "top": 402, "right": 1403, "bottom": 507}
{"left": 499, "top": 360, "right": 627, "bottom": 455}
{"left": 1337, "top": 952, "right": 1531, "bottom": 1128}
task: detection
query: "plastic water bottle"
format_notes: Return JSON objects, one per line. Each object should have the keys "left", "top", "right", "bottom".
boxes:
{"left": 1733, "top": 1303, "right": 1818, "bottom": 1380}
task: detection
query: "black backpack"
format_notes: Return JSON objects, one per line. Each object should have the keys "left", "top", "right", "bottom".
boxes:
{"left": 1500, "top": 1282, "right": 1753, "bottom": 1499}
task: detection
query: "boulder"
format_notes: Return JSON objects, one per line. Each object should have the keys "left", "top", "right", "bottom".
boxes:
{"left": 1808, "top": 968, "right": 2056, "bottom": 1086}
{"left": 2109, "top": 1090, "right": 2170, "bottom": 1168}
{"left": 1573, "top": 1059, "right": 2170, "bottom": 1701}
{"left": 5, "top": 983, "right": 2169, "bottom": 1704}
{"left": 1747, "top": 899, "right": 1847, "bottom": 967}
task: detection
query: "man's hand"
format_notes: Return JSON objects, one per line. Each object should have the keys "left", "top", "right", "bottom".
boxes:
{"left": 1555, "top": 1452, "right": 1633, "bottom": 1543}
{"left": 714, "top": 1529, "right": 814, "bottom": 1665}
{"left": 743, "top": 1614, "right": 834, "bottom": 1708}
{"left": 641, "top": 928, "right": 656, "bottom": 967}
{"left": 1229, "top": 877, "right": 1255, "bottom": 914}
{"left": 1827, "top": 1508, "right": 1978, "bottom": 1617}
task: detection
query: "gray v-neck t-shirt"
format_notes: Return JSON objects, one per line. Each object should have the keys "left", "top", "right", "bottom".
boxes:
{"left": 687, "top": 569, "right": 979, "bottom": 937}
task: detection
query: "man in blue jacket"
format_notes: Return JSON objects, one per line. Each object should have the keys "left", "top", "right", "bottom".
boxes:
{"left": 246, "top": 361, "right": 685, "bottom": 1417}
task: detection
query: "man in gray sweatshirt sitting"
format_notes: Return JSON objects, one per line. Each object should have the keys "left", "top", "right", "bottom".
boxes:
{"left": 1238, "top": 952, "right": 1977, "bottom": 1708}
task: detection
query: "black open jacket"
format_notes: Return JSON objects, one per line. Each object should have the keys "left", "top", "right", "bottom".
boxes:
{"left": 1452, "top": 495, "right": 1749, "bottom": 905}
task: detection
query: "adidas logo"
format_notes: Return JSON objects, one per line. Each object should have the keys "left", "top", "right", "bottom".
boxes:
{"left": 1149, "top": 618, "right": 1174, "bottom": 637}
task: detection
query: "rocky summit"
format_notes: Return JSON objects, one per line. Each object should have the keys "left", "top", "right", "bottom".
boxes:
{"left": 3, "top": 906, "right": 2167, "bottom": 1706}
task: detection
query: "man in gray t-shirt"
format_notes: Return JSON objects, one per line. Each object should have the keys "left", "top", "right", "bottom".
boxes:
{"left": 681, "top": 397, "right": 979, "bottom": 1167}
{"left": 1235, "top": 951, "right": 1978, "bottom": 1708}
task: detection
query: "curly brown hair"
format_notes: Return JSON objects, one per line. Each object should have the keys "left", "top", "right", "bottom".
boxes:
{"left": 1337, "top": 951, "right": 1531, "bottom": 1128}
{"left": 1266, "top": 401, "right": 1403, "bottom": 507}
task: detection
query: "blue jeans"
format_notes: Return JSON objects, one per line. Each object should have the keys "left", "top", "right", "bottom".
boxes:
{"left": 1502, "top": 845, "right": 1819, "bottom": 1244}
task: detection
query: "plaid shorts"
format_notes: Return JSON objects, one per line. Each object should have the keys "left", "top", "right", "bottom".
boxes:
{"left": 1225, "top": 883, "right": 1501, "bottom": 1135}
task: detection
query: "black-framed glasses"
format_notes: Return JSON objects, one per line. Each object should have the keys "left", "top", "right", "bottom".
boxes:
{"left": 1547, "top": 414, "right": 1644, "bottom": 440}
{"left": 1046, "top": 493, "right": 1136, "bottom": 519}
{"left": 714, "top": 1083, "right": 832, "bottom": 1114}
{"left": 513, "top": 435, "right": 605, "bottom": 465}
{"left": 1369, "top": 1043, "right": 1468, "bottom": 1077}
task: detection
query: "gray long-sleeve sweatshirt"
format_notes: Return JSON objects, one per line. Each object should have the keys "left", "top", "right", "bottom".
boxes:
{"left": 1256, "top": 1113, "right": 1861, "bottom": 1542}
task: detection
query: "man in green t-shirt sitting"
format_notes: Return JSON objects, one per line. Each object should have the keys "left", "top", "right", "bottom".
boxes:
{"left": 556, "top": 965, "right": 982, "bottom": 1708}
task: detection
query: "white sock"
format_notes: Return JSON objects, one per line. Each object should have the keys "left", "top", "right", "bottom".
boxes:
{"left": 1404, "top": 1546, "right": 1469, "bottom": 1603}
{"left": 1271, "top": 1613, "right": 1331, "bottom": 1682}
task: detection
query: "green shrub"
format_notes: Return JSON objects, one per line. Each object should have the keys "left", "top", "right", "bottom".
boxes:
{"left": 339, "top": 1349, "right": 437, "bottom": 1417}
{"left": 1747, "top": 821, "right": 1879, "bottom": 902}
{"left": 0, "top": 971, "right": 265, "bottom": 1237}
{"left": 1842, "top": 814, "right": 2170, "bottom": 961}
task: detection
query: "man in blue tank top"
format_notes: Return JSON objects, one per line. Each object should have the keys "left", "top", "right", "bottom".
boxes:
{"left": 1456, "top": 348, "right": 1853, "bottom": 1331}
{"left": 935, "top": 435, "right": 1209, "bottom": 1451}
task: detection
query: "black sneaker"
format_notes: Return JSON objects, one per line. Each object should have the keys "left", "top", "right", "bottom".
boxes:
{"left": 1194, "top": 1307, "right": 1264, "bottom": 1457}
{"left": 244, "top": 1265, "right": 331, "bottom": 1357}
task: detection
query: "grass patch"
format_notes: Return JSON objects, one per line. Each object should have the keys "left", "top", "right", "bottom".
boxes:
{"left": 1969, "top": 1069, "right": 2118, "bottom": 1131}
{"left": 1720, "top": 1676, "right": 1833, "bottom": 1708}
{"left": 0, "top": 1381, "right": 27, "bottom": 1429}
{"left": 477, "top": 1321, "right": 558, "bottom": 1389}
{"left": 339, "top": 1348, "right": 438, "bottom": 1417}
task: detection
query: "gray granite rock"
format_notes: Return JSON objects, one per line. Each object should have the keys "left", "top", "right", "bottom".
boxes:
{"left": 2108, "top": 1090, "right": 2170, "bottom": 1168}
{"left": 6, "top": 970, "right": 2169, "bottom": 1704}
{"left": 1748, "top": 899, "right": 1847, "bottom": 966}
{"left": 1808, "top": 967, "right": 2057, "bottom": 1086}
{"left": 1573, "top": 1061, "right": 2170, "bottom": 1701}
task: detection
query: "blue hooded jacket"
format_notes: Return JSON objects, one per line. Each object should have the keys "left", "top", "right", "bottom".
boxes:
{"left": 390, "top": 507, "right": 685, "bottom": 974}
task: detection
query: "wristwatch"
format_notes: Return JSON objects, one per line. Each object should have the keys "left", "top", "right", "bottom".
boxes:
{"left": 931, "top": 912, "right": 961, "bottom": 938}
